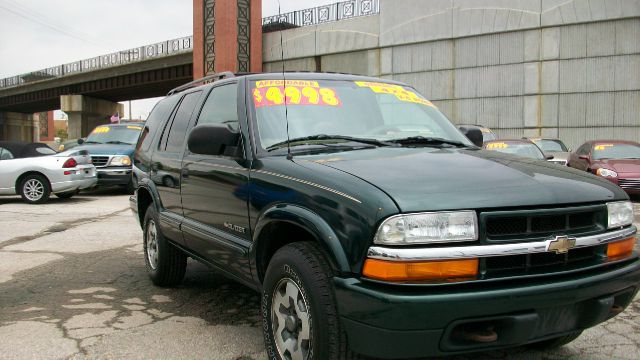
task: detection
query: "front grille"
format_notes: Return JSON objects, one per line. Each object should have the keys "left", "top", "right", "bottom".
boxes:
{"left": 619, "top": 178, "right": 640, "bottom": 190}
{"left": 485, "top": 246, "right": 602, "bottom": 276}
{"left": 484, "top": 207, "right": 605, "bottom": 241}
{"left": 91, "top": 156, "right": 110, "bottom": 167}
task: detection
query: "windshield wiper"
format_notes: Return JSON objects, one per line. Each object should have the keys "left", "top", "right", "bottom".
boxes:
{"left": 83, "top": 141, "right": 102, "bottom": 144}
{"left": 388, "top": 136, "right": 469, "bottom": 148}
{"left": 105, "top": 141, "right": 132, "bottom": 145}
{"left": 266, "top": 135, "right": 396, "bottom": 152}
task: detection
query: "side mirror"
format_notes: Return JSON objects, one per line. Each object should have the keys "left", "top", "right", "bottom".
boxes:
{"left": 578, "top": 155, "right": 589, "bottom": 161}
{"left": 77, "top": 138, "right": 84, "bottom": 144}
{"left": 458, "top": 126, "right": 484, "bottom": 147}
{"left": 188, "top": 124, "right": 240, "bottom": 156}
{"left": 545, "top": 154, "right": 554, "bottom": 160}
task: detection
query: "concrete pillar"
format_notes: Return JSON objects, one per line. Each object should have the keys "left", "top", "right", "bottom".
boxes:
{"left": 193, "top": 0, "right": 262, "bottom": 79}
{"left": 0, "top": 112, "right": 35, "bottom": 141}
{"left": 60, "top": 95, "right": 124, "bottom": 139}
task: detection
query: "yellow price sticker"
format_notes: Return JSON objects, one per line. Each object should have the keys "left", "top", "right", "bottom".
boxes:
{"left": 127, "top": 126, "right": 142, "bottom": 130}
{"left": 92, "top": 127, "right": 110, "bottom": 134}
{"left": 355, "top": 81, "right": 436, "bottom": 108}
{"left": 594, "top": 144, "right": 614, "bottom": 150}
{"left": 255, "top": 80, "right": 319, "bottom": 88}
{"left": 486, "top": 142, "right": 509, "bottom": 149}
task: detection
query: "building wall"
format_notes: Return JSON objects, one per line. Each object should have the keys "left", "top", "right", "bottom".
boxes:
{"left": 262, "top": 0, "right": 640, "bottom": 149}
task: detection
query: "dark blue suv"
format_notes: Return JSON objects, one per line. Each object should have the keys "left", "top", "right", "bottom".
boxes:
{"left": 76, "top": 123, "right": 143, "bottom": 193}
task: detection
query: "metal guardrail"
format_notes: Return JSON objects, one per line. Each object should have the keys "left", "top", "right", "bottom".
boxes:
{"left": 262, "top": 0, "right": 379, "bottom": 28}
{"left": 0, "top": 35, "right": 193, "bottom": 90}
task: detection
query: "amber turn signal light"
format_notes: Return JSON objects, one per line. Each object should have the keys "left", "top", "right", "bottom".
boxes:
{"left": 362, "top": 258, "right": 479, "bottom": 283}
{"left": 607, "top": 237, "right": 636, "bottom": 260}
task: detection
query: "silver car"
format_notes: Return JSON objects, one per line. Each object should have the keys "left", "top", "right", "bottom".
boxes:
{"left": 0, "top": 141, "right": 97, "bottom": 204}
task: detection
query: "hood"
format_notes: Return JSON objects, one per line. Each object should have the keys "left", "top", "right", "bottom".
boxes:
{"left": 73, "top": 143, "right": 134, "bottom": 156}
{"left": 299, "top": 147, "right": 626, "bottom": 212}
{"left": 592, "top": 159, "right": 640, "bottom": 175}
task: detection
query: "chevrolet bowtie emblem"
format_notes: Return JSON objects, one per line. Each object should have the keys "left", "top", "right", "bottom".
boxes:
{"left": 546, "top": 235, "right": 577, "bottom": 254}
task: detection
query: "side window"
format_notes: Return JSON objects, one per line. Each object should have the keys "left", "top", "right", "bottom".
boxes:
{"left": 0, "top": 147, "right": 14, "bottom": 160}
{"left": 197, "top": 83, "right": 239, "bottom": 130}
{"left": 138, "top": 96, "right": 181, "bottom": 152}
{"left": 577, "top": 144, "right": 590, "bottom": 155}
{"left": 162, "top": 91, "right": 202, "bottom": 153}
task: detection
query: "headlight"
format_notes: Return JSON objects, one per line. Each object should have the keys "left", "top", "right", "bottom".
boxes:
{"left": 109, "top": 155, "right": 131, "bottom": 166}
{"left": 607, "top": 201, "right": 634, "bottom": 229}
{"left": 374, "top": 211, "right": 478, "bottom": 245}
{"left": 596, "top": 168, "right": 617, "bottom": 177}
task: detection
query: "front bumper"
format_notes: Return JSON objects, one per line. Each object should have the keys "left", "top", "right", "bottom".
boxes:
{"left": 96, "top": 167, "right": 132, "bottom": 186}
{"left": 336, "top": 258, "right": 640, "bottom": 358}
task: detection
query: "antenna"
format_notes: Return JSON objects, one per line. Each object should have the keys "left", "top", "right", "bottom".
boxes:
{"left": 277, "top": 0, "right": 292, "bottom": 160}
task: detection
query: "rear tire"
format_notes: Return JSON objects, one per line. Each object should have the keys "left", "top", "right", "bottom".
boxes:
{"left": 262, "top": 242, "right": 358, "bottom": 360}
{"left": 527, "top": 331, "right": 583, "bottom": 350}
{"left": 19, "top": 174, "right": 51, "bottom": 204}
{"left": 143, "top": 205, "right": 187, "bottom": 286}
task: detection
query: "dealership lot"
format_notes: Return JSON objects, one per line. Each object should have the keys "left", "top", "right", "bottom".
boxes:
{"left": 0, "top": 191, "right": 638, "bottom": 360}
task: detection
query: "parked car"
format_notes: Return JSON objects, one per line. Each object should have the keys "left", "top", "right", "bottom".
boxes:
{"left": 130, "top": 72, "right": 638, "bottom": 359}
{"left": 569, "top": 140, "right": 640, "bottom": 196}
{"left": 0, "top": 141, "right": 97, "bottom": 204}
{"left": 74, "top": 123, "right": 143, "bottom": 193}
{"left": 526, "top": 137, "right": 571, "bottom": 166}
{"left": 483, "top": 139, "right": 552, "bottom": 161}
{"left": 458, "top": 124, "right": 497, "bottom": 143}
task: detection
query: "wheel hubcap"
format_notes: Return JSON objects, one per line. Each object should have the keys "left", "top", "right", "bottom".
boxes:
{"left": 146, "top": 219, "right": 159, "bottom": 270}
{"left": 23, "top": 179, "right": 44, "bottom": 201}
{"left": 271, "top": 278, "right": 311, "bottom": 360}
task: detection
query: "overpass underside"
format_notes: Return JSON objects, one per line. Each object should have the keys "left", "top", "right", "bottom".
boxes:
{"left": 0, "top": 54, "right": 192, "bottom": 114}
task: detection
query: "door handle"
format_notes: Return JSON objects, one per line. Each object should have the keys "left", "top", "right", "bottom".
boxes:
{"left": 181, "top": 168, "right": 189, "bottom": 179}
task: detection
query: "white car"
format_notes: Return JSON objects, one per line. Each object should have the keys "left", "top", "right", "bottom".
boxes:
{"left": 0, "top": 141, "right": 98, "bottom": 204}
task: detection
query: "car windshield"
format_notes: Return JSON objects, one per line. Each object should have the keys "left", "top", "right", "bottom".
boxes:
{"left": 593, "top": 143, "right": 640, "bottom": 160}
{"left": 532, "top": 139, "right": 568, "bottom": 152}
{"left": 250, "top": 79, "right": 472, "bottom": 151}
{"left": 482, "top": 131, "right": 497, "bottom": 142}
{"left": 485, "top": 141, "right": 545, "bottom": 160}
{"left": 85, "top": 125, "right": 142, "bottom": 145}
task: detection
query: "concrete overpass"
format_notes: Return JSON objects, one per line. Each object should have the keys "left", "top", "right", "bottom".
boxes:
{"left": 0, "top": 37, "right": 194, "bottom": 139}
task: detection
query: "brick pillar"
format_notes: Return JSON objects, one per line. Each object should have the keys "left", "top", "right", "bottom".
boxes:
{"left": 192, "top": 0, "right": 262, "bottom": 79}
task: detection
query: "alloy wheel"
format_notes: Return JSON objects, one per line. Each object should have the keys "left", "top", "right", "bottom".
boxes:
{"left": 146, "top": 219, "right": 159, "bottom": 270}
{"left": 271, "top": 278, "right": 311, "bottom": 360}
{"left": 23, "top": 179, "right": 44, "bottom": 202}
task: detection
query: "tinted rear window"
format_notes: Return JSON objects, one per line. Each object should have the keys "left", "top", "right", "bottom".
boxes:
{"left": 138, "top": 96, "right": 181, "bottom": 152}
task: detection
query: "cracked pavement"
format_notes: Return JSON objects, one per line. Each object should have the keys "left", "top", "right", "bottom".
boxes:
{"left": 0, "top": 191, "right": 638, "bottom": 360}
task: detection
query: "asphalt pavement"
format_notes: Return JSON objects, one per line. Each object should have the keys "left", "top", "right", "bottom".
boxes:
{"left": 0, "top": 190, "right": 638, "bottom": 360}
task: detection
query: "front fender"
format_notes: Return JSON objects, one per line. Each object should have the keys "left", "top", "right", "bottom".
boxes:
{"left": 250, "top": 204, "right": 351, "bottom": 281}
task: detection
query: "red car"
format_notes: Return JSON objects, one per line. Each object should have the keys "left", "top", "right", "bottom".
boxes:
{"left": 568, "top": 140, "right": 640, "bottom": 195}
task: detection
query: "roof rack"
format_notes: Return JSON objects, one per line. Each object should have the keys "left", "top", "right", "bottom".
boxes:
{"left": 167, "top": 71, "right": 236, "bottom": 96}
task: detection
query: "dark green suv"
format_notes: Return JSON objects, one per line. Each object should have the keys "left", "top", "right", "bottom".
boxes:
{"left": 130, "top": 72, "right": 639, "bottom": 359}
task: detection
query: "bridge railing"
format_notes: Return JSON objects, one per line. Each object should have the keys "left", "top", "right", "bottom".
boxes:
{"left": 0, "top": 36, "right": 193, "bottom": 90}
{"left": 262, "top": 0, "right": 379, "bottom": 28}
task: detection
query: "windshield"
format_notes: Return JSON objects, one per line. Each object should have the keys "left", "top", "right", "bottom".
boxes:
{"left": 482, "top": 132, "right": 497, "bottom": 142}
{"left": 85, "top": 125, "right": 142, "bottom": 145}
{"left": 532, "top": 139, "right": 568, "bottom": 152}
{"left": 251, "top": 79, "right": 472, "bottom": 151}
{"left": 485, "top": 141, "right": 545, "bottom": 160}
{"left": 593, "top": 143, "right": 640, "bottom": 160}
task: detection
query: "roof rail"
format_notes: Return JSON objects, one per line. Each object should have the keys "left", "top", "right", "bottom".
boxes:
{"left": 167, "top": 71, "right": 235, "bottom": 96}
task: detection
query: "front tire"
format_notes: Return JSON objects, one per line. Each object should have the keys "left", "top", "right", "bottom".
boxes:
{"left": 143, "top": 205, "right": 187, "bottom": 286}
{"left": 262, "top": 242, "right": 353, "bottom": 360}
{"left": 19, "top": 174, "right": 51, "bottom": 204}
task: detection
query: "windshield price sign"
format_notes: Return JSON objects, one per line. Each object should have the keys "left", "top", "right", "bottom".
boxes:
{"left": 253, "top": 81, "right": 341, "bottom": 108}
